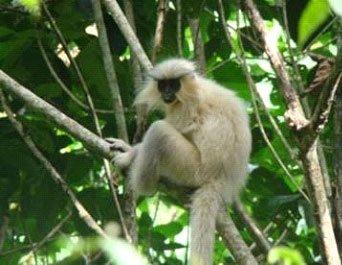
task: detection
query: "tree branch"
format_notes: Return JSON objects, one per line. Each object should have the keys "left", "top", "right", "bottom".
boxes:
{"left": 103, "top": 0, "right": 153, "bottom": 72}
{"left": 281, "top": 1, "right": 332, "bottom": 199}
{"left": 152, "top": 0, "right": 169, "bottom": 63}
{"left": 123, "top": 1, "right": 147, "bottom": 144}
{"left": 176, "top": 0, "right": 183, "bottom": 57}
{"left": 0, "top": 216, "right": 9, "bottom": 254}
{"left": 217, "top": 0, "right": 309, "bottom": 201}
{"left": 216, "top": 209, "right": 258, "bottom": 265}
{"left": 1, "top": 69, "right": 259, "bottom": 263}
{"left": 159, "top": 180, "right": 258, "bottom": 264}
{"left": 242, "top": 0, "right": 308, "bottom": 130}
{"left": 311, "top": 48, "right": 342, "bottom": 138}
{"left": 36, "top": 33, "right": 114, "bottom": 114}
{"left": 42, "top": 1, "right": 103, "bottom": 135}
{"left": 233, "top": 201, "right": 271, "bottom": 254}
{"left": 0, "top": 89, "right": 108, "bottom": 238}
{"left": 189, "top": 18, "right": 206, "bottom": 75}
{"left": 91, "top": 0, "right": 128, "bottom": 142}
{"left": 0, "top": 70, "right": 112, "bottom": 159}
{"left": 241, "top": 1, "right": 341, "bottom": 264}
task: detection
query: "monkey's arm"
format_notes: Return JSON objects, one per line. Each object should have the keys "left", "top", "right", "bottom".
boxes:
{"left": 109, "top": 120, "right": 201, "bottom": 195}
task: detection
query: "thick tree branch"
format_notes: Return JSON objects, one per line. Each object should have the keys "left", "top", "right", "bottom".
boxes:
{"left": 0, "top": 89, "right": 108, "bottom": 238}
{"left": 43, "top": 4, "right": 130, "bottom": 239}
{"left": 240, "top": 1, "right": 341, "bottom": 264}
{"left": 242, "top": 0, "right": 308, "bottom": 130}
{"left": 121, "top": 0, "right": 143, "bottom": 244}
{"left": 333, "top": 24, "right": 342, "bottom": 258}
{"left": 217, "top": 0, "right": 309, "bottom": 201}
{"left": 333, "top": 89, "right": 342, "bottom": 257}
{"left": 42, "top": 1, "right": 103, "bottom": 136}
{"left": 103, "top": 0, "right": 153, "bottom": 72}
{"left": 281, "top": 1, "right": 332, "bottom": 199}
{"left": 159, "top": 181, "right": 258, "bottom": 264}
{"left": 217, "top": 209, "right": 258, "bottom": 265}
{"left": 1, "top": 70, "right": 259, "bottom": 263}
{"left": 0, "top": 70, "right": 112, "bottom": 159}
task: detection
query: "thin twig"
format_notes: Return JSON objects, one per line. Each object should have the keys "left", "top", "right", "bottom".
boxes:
{"left": 242, "top": 0, "right": 308, "bottom": 131}
{"left": 123, "top": 0, "right": 147, "bottom": 144}
{"left": 36, "top": 33, "right": 114, "bottom": 114}
{"left": 21, "top": 211, "right": 72, "bottom": 260}
{"left": 152, "top": 0, "right": 169, "bottom": 63}
{"left": 241, "top": 1, "right": 341, "bottom": 264}
{"left": 176, "top": 0, "right": 182, "bottom": 57}
{"left": 217, "top": 0, "right": 309, "bottom": 202}
{"left": 303, "top": 18, "right": 336, "bottom": 54}
{"left": 91, "top": 0, "right": 128, "bottom": 142}
{"left": 311, "top": 63, "right": 342, "bottom": 137}
{"left": 43, "top": 1, "right": 131, "bottom": 242}
{"left": 0, "top": 216, "right": 9, "bottom": 254}
{"left": 0, "top": 89, "right": 107, "bottom": 238}
{"left": 42, "top": 2, "right": 102, "bottom": 134}
{"left": 233, "top": 201, "right": 271, "bottom": 254}
{"left": 147, "top": 195, "right": 161, "bottom": 264}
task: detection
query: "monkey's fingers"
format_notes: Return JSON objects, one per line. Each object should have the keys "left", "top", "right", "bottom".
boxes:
{"left": 105, "top": 137, "right": 132, "bottom": 153}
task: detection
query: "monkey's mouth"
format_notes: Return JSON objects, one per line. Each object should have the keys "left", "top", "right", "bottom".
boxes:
{"left": 162, "top": 95, "right": 176, "bottom": 104}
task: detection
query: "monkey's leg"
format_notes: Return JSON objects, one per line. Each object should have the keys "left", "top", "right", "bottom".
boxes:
{"left": 130, "top": 120, "right": 200, "bottom": 195}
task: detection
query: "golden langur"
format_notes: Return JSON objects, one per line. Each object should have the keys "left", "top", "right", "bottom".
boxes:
{"left": 108, "top": 58, "right": 251, "bottom": 265}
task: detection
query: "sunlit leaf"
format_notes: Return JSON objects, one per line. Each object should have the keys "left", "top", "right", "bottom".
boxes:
{"left": 328, "top": 0, "right": 342, "bottom": 17}
{"left": 268, "top": 246, "right": 306, "bottom": 265}
{"left": 101, "top": 237, "right": 150, "bottom": 265}
{"left": 298, "top": 0, "right": 330, "bottom": 47}
{"left": 17, "top": 0, "right": 42, "bottom": 17}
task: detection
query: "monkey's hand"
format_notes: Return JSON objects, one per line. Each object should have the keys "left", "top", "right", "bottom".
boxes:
{"left": 106, "top": 138, "right": 132, "bottom": 153}
{"left": 106, "top": 138, "right": 134, "bottom": 169}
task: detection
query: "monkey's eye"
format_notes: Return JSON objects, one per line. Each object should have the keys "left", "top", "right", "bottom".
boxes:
{"left": 158, "top": 80, "right": 167, "bottom": 91}
{"left": 157, "top": 79, "right": 181, "bottom": 94}
{"left": 170, "top": 79, "right": 181, "bottom": 91}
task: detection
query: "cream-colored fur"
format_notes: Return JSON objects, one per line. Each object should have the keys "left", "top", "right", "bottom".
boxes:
{"left": 110, "top": 58, "right": 251, "bottom": 265}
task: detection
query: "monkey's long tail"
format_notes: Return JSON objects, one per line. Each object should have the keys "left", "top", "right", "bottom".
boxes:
{"left": 189, "top": 181, "right": 223, "bottom": 265}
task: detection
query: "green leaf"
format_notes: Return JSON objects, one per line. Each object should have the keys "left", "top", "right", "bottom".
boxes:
{"left": 155, "top": 222, "right": 183, "bottom": 237}
{"left": 328, "top": 0, "right": 342, "bottom": 17}
{"left": 268, "top": 246, "right": 306, "bottom": 265}
{"left": 298, "top": 0, "right": 330, "bottom": 47}
{"left": 17, "top": 0, "right": 42, "bottom": 17}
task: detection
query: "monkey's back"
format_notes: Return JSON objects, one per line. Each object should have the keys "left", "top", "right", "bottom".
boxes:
{"left": 193, "top": 77, "right": 252, "bottom": 202}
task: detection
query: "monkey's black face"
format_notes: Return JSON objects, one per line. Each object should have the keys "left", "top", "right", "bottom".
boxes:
{"left": 157, "top": 79, "right": 181, "bottom": 104}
